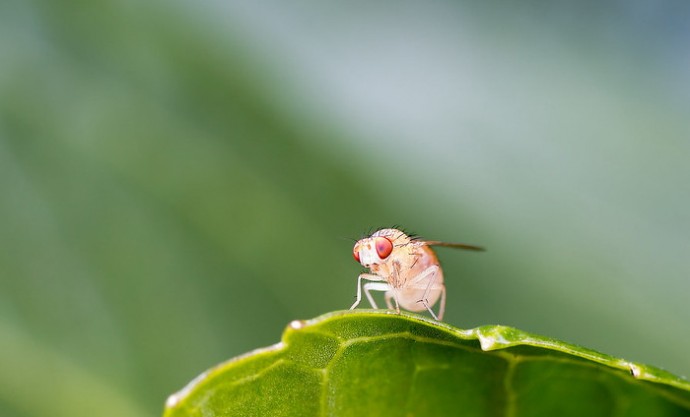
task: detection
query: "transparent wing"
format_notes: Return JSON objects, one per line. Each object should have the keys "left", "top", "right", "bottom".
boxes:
{"left": 422, "top": 241, "right": 485, "bottom": 251}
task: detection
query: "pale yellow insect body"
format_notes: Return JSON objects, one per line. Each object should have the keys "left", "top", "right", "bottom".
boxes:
{"left": 350, "top": 228, "right": 483, "bottom": 321}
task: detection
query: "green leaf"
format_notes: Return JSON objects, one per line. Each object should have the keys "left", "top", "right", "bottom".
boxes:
{"left": 163, "top": 311, "right": 690, "bottom": 417}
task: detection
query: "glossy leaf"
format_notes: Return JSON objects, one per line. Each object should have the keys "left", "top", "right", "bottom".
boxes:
{"left": 163, "top": 311, "right": 690, "bottom": 417}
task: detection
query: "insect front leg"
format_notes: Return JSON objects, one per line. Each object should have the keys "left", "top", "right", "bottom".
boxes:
{"left": 350, "top": 273, "right": 388, "bottom": 310}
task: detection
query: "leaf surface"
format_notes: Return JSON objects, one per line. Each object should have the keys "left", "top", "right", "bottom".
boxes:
{"left": 164, "top": 311, "right": 690, "bottom": 417}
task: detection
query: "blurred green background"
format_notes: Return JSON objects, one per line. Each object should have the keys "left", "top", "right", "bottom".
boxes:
{"left": 1, "top": 1, "right": 689, "bottom": 416}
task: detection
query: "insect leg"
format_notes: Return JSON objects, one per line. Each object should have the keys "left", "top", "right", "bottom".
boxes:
{"left": 408, "top": 265, "right": 444, "bottom": 320}
{"left": 384, "top": 291, "right": 394, "bottom": 309}
{"left": 350, "top": 273, "right": 387, "bottom": 310}
{"left": 437, "top": 285, "right": 446, "bottom": 321}
{"left": 363, "top": 282, "right": 392, "bottom": 309}
{"left": 384, "top": 290, "right": 401, "bottom": 314}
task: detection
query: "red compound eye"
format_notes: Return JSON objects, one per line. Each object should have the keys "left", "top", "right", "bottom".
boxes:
{"left": 375, "top": 237, "right": 393, "bottom": 259}
{"left": 353, "top": 247, "right": 361, "bottom": 263}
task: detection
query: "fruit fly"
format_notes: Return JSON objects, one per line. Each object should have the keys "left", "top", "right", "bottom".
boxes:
{"left": 350, "top": 228, "right": 484, "bottom": 321}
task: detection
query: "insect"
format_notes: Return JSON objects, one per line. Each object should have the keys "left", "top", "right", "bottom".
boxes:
{"left": 350, "top": 228, "right": 484, "bottom": 321}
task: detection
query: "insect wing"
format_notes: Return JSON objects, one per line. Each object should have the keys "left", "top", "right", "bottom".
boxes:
{"left": 422, "top": 240, "right": 485, "bottom": 251}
